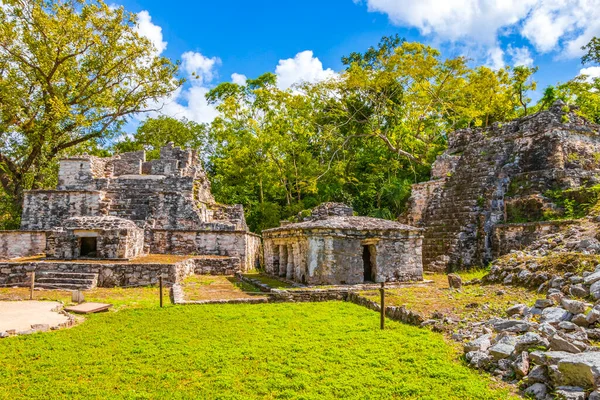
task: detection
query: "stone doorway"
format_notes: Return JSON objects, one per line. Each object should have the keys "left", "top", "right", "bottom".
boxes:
{"left": 363, "top": 245, "right": 373, "bottom": 282}
{"left": 80, "top": 237, "right": 97, "bottom": 257}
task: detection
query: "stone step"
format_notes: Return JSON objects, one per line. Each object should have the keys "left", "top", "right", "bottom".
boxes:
{"left": 35, "top": 271, "right": 98, "bottom": 290}
{"left": 36, "top": 272, "right": 97, "bottom": 280}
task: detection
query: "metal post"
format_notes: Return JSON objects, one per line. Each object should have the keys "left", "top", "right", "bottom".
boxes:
{"left": 159, "top": 276, "right": 163, "bottom": 308}
{"left": 380, "top": 281, "right": 385, "bottom": 330}
{"left": 30, "top": 271, "right": 35, "bottom": 300}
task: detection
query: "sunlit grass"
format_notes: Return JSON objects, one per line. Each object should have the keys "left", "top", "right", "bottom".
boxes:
{"left": 361, "top": 273, "right": 537, "bottom": 322}
{"left": 0, "top": 301, "right": 516, "bottom": 399}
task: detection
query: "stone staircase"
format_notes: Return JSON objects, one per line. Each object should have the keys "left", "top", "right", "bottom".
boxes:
{"left": 35, "top": 272, "right": 99, "bottom": 290}
{"left": 421, "top": 135, "right": 515, "bottom": 270}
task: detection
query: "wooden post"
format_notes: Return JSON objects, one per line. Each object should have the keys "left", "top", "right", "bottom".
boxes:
{"left": 159, "top": 276, "right": 163, "bottom": 308}
{"left": 30, "top": 271, "right": 35, "bottom": 300}
{"left": 379, "top": 281, "right": 385, "bottom": 330}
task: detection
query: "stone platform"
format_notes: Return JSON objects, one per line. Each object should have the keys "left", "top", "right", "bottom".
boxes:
{"left": 0, "top": 301, "right": 71, "bottom": 333}
{"left": 0, "top": 255, "right": 241, "bottom": 288}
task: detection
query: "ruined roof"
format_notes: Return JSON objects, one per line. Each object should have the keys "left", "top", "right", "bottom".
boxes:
{"left": 264, "top": 216, "right": 421, "bottom": 233}
{"left": 63, "top": 216, "right": 141, "bottom": 230}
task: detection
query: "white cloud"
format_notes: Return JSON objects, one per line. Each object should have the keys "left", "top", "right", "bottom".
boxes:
{"left": 486, "top": 46, "right": 505, "bottom": 70}
{"left": 181, "top": 52, "right": 221, "bottom": 85}
{"left": 580, "top": 66, "right": 600, "bottom": 81}
{"left": 275, "top": 51, "right": 337, "bottom": 89}
{"left": 231, "top": 73, "right": 247, "bottom": 85}
{"left": 507, "top": 45, "right": 534, "bottom": 67}
{"left": 357, "top": 0, "right": 600, "bottom": 59}
{"left": 360, "top": 0, "right": 535, "bottom": 45}
{"left": 135, "top": 10, "right": 167, "bottom": 55}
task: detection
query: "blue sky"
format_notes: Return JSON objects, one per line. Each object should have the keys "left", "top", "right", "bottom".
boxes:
{"left": 117, "top": 0, "right": 600, "bottom": 128}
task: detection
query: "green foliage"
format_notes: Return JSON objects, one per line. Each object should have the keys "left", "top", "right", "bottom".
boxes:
{"left": 114, "top": 116, "right": 208, "bottom": 160}
{"left": 582, "top": 37, "right": 600, "bottom": 65}
{"left": 0, "top": 302, "right": 515, "bottom": 399}
{"left": 0, "top": 0, "right": 180, "bottom": 220}
{"left": 204, "top": 38, "right": 539, "bottom": 232}
{"left": 544, "top": 185, "right": 600, "bottom": 220}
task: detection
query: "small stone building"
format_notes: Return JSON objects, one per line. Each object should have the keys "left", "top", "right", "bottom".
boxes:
{"left": 47, "top": 216, "right": 145, "bottom": 259}
{"left": 262, "top": 203, "right": 423, "bottom": 285}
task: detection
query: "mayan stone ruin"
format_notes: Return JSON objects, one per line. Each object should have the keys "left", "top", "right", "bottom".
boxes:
{"left": 0, "top": 143, "right": 261, "bottom": 288}
{"left": 263, "top": 203, "right": 423, "bottom": 285}
{"left": 403, "top": 101, "right": 600, "bottom": 272}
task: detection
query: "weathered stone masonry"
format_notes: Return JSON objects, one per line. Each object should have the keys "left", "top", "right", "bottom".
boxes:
{"left": 263, "top": 203, "right": 423, "bottom": 285}
{"left": 403, "top": 101, "right": 600, "bottom": 271}
{"left": 0, "top": 143, "right": 261, "bottom": 274}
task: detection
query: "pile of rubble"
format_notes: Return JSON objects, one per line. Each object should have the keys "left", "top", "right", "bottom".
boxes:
{"left": 482, "top": 260, "right": 600, "bottom": 300}
{"left": 454, "top": 284, "right": 600, "bottom": 399}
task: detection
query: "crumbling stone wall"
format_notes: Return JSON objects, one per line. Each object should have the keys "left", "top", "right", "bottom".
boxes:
{"left": 404, "top": 101, "right": 600, "bottom": 271}
{"left": 21, "top": 191, "right": 108, "bottom": 230}
{"left": 0, "top": 260, "right": 192, "bottom": 287}
{"left": 0, "top": 231, "right": 46, "bottom": 259}
{"left": 491, "top": 220, "right": 576, "bottom": 259}
{"left": 149, "top": 230, "right": 261, "bottom": 271}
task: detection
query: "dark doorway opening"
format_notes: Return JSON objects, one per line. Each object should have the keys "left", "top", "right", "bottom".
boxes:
{"left": 80, "top": 237, "right": 97, "bottom": 257}
{"left": 363, "top": 245, "right": 373, "bottom": 282}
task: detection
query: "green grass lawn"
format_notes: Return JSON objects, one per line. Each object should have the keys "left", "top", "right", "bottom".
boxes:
{"left": 0, "top": 302, "right": 514, "bottom": 400}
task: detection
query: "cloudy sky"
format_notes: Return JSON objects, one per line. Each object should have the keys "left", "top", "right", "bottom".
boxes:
{"left": 121, "top": 0, "right": 600, "bottom": 127}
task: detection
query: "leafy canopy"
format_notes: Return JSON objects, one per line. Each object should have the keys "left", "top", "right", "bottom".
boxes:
{"left": 0, "top": 0, "right": 180, "bottom": 225}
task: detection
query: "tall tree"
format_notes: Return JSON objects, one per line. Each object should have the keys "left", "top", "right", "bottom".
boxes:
{"left": 0, "top": 0, "right": 181, "bottom": 216}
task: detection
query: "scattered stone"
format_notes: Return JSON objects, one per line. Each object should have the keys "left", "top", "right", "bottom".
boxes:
{"left": 30, "top": 324, "right": 49, "bottom": 332}
{"left": 557, "top": 352, "right": 600, "bottom": 389}
{"left": 570, "top": 276, "right": 584, "bottom": 284}
{"left": 523, "top": 365, "right": 548, "bottom": 385}
{"left": 448, "top": 273, "right": 462, "bottom": 290}
{"left": 561, "top": 299, "right": 588, "bottom": 315}
{"left": 538, "top": 323, "right": 558, "bottom": 337}
{"left": 570, "top": 284, "right": 589, "bottom": 298}
{"left": 555, "top": 386, "right": 586, "bottom": 400}
{"left": 535, "top": 299, "right": 555, "bottom": 309}
{"left": 528, "top": 351, "right": 546, "bottom": 365}
{"left": 589, "top": 391, "right": 600, "bottom": 400}
{"left": 587, "top": 328, "right": 600, "bottom": 340}
{"left": 548, "top": 291, "right": 564, "bottom": 304}
{"left": 550, "top": 334, "right": 582, "bottom": 353}
{"left": 496, "top": 290, "right": 505, "bottom": 296}
{"left": 464, "top": 334, "right": 492, "bottom": 353}
{"left": 465, "top": 351, "right": 491, "bottom": 369}
{"left": 515, "top": 332, "right": 550, "bottom": 353}
{"left": 529, "top": 307, "right": 543, "bottom": 315}
{"left": 584, "top": 271, "right": 600, "bottom": 286}
{"left": 551, "top": 277, "right": 566, "bottom": 289}
{"left": 489, "top": 335, "right": 517, "bottom": 360}
{"left": 541, "top": 307, "right": 572, "bottom": 324}
{"left": 513, "top": 351, "right": 530, "bottom": 378}
{"left": 498, "top": 358, "right": 512, "bottom": 371}
{"left": 523, "top": 383, "right": 548, "bottom": 400}
{"left": 0, "top": 331, "right": 8, "bottom": 338}
{"left": 506, "top": 304, "right": 528, "bottom": 317}
{"left": 590, "top": 281, "right": 600, "bottom": 300}
{"left": 587, "top": 309, "right": 600, "bottom": 325}
{"left": 558, "top": 321, "right": 579, "bottom": 331}
{"left": 492, "top": 319, "right": 532, "bottom": 333}
{"left": 571, "top": 314, "right": 589, "bottom": 327}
